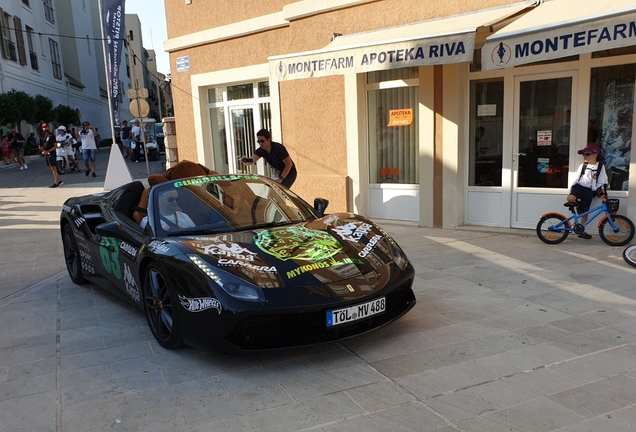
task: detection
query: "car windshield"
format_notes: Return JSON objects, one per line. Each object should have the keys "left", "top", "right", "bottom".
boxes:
{"left": 150, "top": 175, "right": 318, "bottom": 236}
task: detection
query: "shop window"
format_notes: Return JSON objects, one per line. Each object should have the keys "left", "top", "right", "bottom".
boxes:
{"left": 367, "top": 67, "right": 418, "bottom": 84}
{"left": 258, "top": 81, "right": 270, "bottom": 97}
{"left": 367, "top": 86, "right": 419, "bottom": 184}
{"left": 227, "top": 83, "right": 253, "bottom": 101}
{"left": 588, "top": 64, "right": 636, "bottom": 191}
{"left": 469, "top": 79, "right": 504, "bottom": 186}
{"left": 518, "top": 77, "right": 572, "bottom": 188}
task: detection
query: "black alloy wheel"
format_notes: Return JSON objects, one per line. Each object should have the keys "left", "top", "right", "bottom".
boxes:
{"left": 142, "top": 264, "right": 184, "bottom": 349}
{"left": 62, "top": 224, "right": 87, "bottom": 284}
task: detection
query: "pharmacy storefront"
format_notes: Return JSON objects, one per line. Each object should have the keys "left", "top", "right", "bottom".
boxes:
{"left": 468, "top": 0, "right": 636, "bottom": 228}
{"left": 267, "top": 0, "right": 636, "bottom": 229}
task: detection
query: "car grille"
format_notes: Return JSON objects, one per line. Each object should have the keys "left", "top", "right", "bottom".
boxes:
{"left": 224, "top": 279, "right": 415, "bottom": 350}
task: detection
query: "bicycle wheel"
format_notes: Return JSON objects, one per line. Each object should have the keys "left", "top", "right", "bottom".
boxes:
{"left": 599, "top": 215, "right": 635, "bottom": 246}
{"left": 623, "top": 244, "right": 636, "bottom": 268}
{"left": 536, "top": 215, "right": 570, "bottom": 244}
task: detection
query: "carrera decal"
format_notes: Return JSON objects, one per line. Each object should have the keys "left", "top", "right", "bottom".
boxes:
{"left": 358, "top": 235, "right": 383, "bottom": 258}
{"left": 119, "top": 241, "right": 138, "bottom": 260}
{"left": 178, "top": 295, "right": 221, "bottom": 314}
{"left": 217, "top": 258, "right": 276, "bottom": 273}
{"left": 332, "top": 222, "right": 372, "bottom": 243}
{"left": 79, "top": 250, "right": 95, "bottom": 274}
{"left": 255, "top": 227, "right": 342, "bottom": 262}
{"left": 173, "top": 175, "right": 259, "bottom": 188}
{"left": 286, "top": 257, "right": 363, "bottom": 279}
{"left": 123, "top": 263, "right": 140, "bottom": 303}
{"left": 99, "top": 237, "right": 122, "bottom": 280}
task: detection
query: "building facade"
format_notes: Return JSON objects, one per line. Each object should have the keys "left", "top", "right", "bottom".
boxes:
{"left": 0, "top": 2, "right": 162, "bottom": 139}
{"left": 163, "top": 0, "right": 636, "bottom": 229}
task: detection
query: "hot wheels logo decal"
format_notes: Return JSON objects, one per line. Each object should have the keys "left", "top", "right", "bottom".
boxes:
{"left": 178, "top": 295, "right": 221, "bottom": 314}
{"left": 254, "top": 227, "right": 342, "bottom": 262}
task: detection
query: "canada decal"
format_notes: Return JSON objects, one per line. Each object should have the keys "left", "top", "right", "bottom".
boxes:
{"left": 178, "top": 295, "right": 221, "bottom": 314}
{"left": 254, "top": 227, "right": 342, "bottom": 262}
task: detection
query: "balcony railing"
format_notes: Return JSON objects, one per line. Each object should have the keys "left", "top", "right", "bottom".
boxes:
{"left": 29, "top": 51, "right": 38, "bottom": 70}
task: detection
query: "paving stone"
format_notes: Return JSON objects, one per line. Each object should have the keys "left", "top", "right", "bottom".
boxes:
{"left": 344, "top": 381, "right": 416, "bottom": 412}
{"left": 552, "top": 405, "right": 636, "bottom": 432}
{"left": 0, "top": 373, "right": 55, "bottom": 402}
{"left": 0, "top": 392, "right": 56, "bottom": 432}
{"left": 348, "top": 331, "right": 442, "bottom": 363}
{"left": 218, "top": 358, "right": 320, "bottom": 393}
{"left": 547, "top": 374, "right": 636, "bottom": 419}
{"left": 6, "top": 357, "right": 56, "bottom": 382}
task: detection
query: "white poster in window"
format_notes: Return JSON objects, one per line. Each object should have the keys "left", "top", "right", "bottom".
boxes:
{"left": 477, "top": 104, "right": 497, "bottom": 116}
{"left": 537, "top": 130, "right": 552, "bottom": 146}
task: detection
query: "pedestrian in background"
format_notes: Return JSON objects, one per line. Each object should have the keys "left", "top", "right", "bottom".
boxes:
{"left": 241, "top": 129, "right": 297, "bottom": 188}
{"left": 6, "top": 126, "right": 27, "bottom": 170}
{"left": 26, "top": 132, "right": 38, "bottom": 154}
{"left": 78, "top": 121, "right": 98, "bottom": 177}
{"left": 56, "top": 126, "right": 80, "bottom": 171}
{"left": 41, "top": 123, "right": 62, "bottom": 187}
{"left": 120, "top": 120, "right": 132, "bottom": 158}
{"left": 2, "top": 134, "right": 11, "bottom": 164}
{"left": 131, "top": 119, "right": 145, "bottom": 163}
{"left": 94, "top": 128, "right": 101, "bottom": 147}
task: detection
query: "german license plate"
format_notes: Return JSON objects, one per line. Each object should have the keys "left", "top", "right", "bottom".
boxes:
{"left": 326, "top": 297, "right": 386, "bottom": 327}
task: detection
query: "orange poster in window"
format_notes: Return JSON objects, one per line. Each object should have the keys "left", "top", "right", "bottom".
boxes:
{"left": 387, "top": 109, "right": 413, "bottom": 127}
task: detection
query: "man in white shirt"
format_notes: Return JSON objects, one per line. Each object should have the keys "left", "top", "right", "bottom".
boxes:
{"left": 78, "top": 122, "right": 98, "bottom": 177}
{"left": 131, "top": 119, "right": 145, "bottom": 163}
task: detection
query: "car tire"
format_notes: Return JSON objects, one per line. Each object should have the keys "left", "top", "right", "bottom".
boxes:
{"left": 150, "top": 150, "right": 160, "bottom": 161}
{"left": 142, "top": 264, "right": 185, "bottom": 349}
{"left": 62, "top": 223, "right": 88, "bottom": 284}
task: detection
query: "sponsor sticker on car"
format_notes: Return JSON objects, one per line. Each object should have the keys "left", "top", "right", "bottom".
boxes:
{"left": 326, "top": 297, "right": 385, "bottom": 327}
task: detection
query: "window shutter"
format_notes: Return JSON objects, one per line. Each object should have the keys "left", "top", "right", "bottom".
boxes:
{"left": 0, "top": 8, "right": 9, "bottom": 59}
{"left": 14, "top": 17, "right": 27, "bottom": 65}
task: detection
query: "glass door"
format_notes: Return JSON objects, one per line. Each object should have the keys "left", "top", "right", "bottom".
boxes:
{"left": 512, "top": 72, "right": 577, "bottom": 228}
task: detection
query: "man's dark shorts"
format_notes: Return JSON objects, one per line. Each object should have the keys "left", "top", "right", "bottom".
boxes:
{"left": 46, "top": 152, "right": 57, "bottom": 167}
{"left": 570, "top": 183, "right": 594, "bottom": 213}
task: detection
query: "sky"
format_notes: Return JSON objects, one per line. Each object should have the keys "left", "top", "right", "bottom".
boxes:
{"left": 124, "top": 0, "right": 170, "bottom": 75}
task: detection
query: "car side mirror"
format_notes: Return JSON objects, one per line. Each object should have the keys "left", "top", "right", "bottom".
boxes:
{"left": 313, "top": 198, "right": 329, "bottom": 216}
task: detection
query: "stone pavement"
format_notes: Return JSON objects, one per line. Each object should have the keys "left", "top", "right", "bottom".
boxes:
{"left": 2, "top": 193, "right": 636, "bottom": 430}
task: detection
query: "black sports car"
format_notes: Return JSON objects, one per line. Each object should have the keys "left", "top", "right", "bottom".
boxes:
{"left": 60, "top": 174, "right": 416, "bottom": 352}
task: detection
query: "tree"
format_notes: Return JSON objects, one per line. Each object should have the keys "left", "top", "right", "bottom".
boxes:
{"left": 0, "top": 89, "right": 35, "bottom": 131}
{"left": 32, "top": 95, "right": 54, "bottom": 124}
{"left": 53, "top": 104, "right": 79, "bottom": 127}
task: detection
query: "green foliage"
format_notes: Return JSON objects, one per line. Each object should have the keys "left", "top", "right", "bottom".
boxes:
{"left": 32, "top": 95, "right": 54, "bottom": 124}
{"left": 0, "top": 89, "right": 35, "bottom": 130}
{"left": 53, "top": 104, "right": 79, "bottom": 126}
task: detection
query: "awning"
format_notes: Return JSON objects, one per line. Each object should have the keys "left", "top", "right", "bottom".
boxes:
{"left": 269, "top": 2, "right": 535, "bottom": 81}
{"left": 482, "top": 0, "right": 636, "bottom": 71}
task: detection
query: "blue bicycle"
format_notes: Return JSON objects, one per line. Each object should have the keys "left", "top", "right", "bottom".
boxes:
{"left": 536, "top": 187, "right": 635, "bottom": 246}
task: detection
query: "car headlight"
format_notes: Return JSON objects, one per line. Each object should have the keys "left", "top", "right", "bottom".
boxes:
{"left": 187, "top": 255, "right": 265, "bottom": 302}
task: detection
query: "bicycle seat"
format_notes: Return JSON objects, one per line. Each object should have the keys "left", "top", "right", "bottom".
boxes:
{"left": 563, "top": 202, "right": 579, "bottom": 208}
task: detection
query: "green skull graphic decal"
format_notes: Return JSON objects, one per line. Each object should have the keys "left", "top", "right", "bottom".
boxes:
{"left": 255, "top": 226, "right": 342, "bottom": 261}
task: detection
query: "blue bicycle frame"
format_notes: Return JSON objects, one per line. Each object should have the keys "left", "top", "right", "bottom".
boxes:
{"left": 548, "top": 200, "right": 619, "bottom": 233}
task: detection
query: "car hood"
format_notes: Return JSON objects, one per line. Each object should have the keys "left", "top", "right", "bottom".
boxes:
{"left": 178, "top": 214, "right": 398, "bottom": 291}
